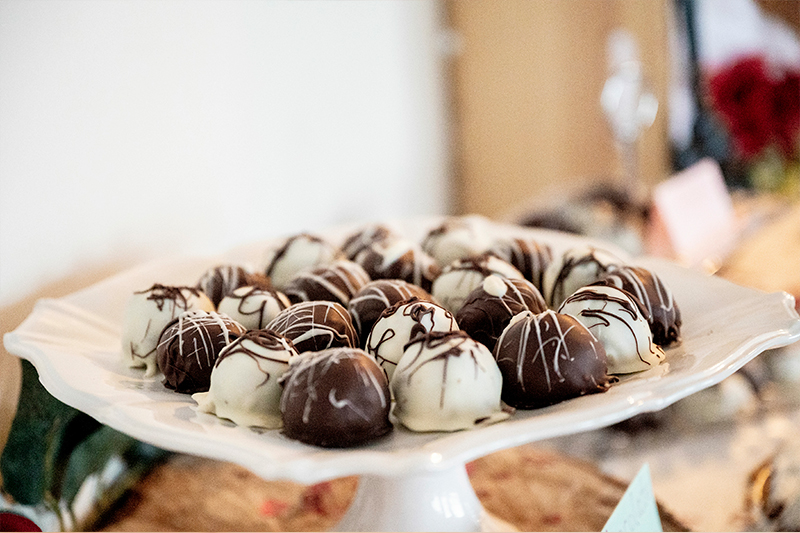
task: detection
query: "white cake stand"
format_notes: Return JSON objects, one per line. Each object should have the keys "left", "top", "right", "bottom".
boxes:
{"left": 5, "top": 222, "right": 800, "bottom": 531}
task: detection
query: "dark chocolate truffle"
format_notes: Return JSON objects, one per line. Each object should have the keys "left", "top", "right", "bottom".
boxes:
{"left": 283, "top": 259, "right": 370, "bottom": 306}
{"left": 493, "top": 310, "right": 611, "bottom": 409}
{"left": 156, "top": 310, "right": 246, "bottom": 393}
{"left": 341, "top": 224, "right": 398, "bottom": 259}
{"left": 266, "top": 301, "right": 357, "bottom": 353}
{"left": 196, "top": 264, "right": 268, "bottom": 308}
{"left": 594, "top": 265, "right": 682, "bottom": 347}
{"left": 456, "top": 275, "right": 547, "bottom": 352}
{"left": 348, "top": 279, "right": 435, "bottom": 348}
{"left": 352, "top": 237, "right": 441, "bottom": 293}
{"left": 279, "top": 347, "right": 392, "bottom": 447}
{"left": 487, "top": 237, "right": 553, "bottom": 292}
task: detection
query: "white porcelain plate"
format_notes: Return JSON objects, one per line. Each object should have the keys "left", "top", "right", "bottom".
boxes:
{"left": 5, "top": 218, "right": 800, "bottom": 485}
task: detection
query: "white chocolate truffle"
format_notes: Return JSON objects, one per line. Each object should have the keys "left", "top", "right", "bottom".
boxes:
{"left": 121, "top": 284, "right": 214, "bottom": 377}
{"left": 390, "top": 331, "right": 509, "bottom": 432}
{"left": 263, "top": 233, "right": 341, "bottom": 290}
{"left": 193, "top": 330, "right": 297, "bottom": 428}
{"left": 558, "top": 285, "right": 664, "bottom": 374}
{"left": 431, "top": 254, "right": 525, "bottom": 313}
{"left": 217, "top": 286, "right": 291, "bottom": 331}
{"left": 366, "top": 298, "right": 458, "bottom": 381}
{"left": 542, "top": 245, "right": 624, "bottom": 308}
{"left": 420, "top": 215, "right": 494, "bottom": 267}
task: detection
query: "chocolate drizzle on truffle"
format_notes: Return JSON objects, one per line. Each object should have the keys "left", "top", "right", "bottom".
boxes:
{"left": 215, "top": 329, "right": 296, "bottom": 386}
{"left": 348, "top": 279, "right": 435, "bottom": 348}
{"left": 263, "top": 233, "right": 341, "bottom": 290}
{"left": 431, "top": 253, "right": 525, "bottom": 313}
{"left": 156, "top": 310, "right": 246, "bottom": 393}
{"left": 352, "top": 238, "right": 441, "bottom": 293}
{"left": 456, "top": 275, "right": 547, "bottom": 352}
{"left": 139, "top": 284, "right": 203, "bottom": 312}
{"left": 366, "top": 297, "right": 457, "bottom": 381}
{"left": 283, "top": 259, "right": 370, "bottom": 306}
{"left": 390, "top": 330, "right": 508, "bottom": 432}
{"left": 341, "top": 224, "right": 397, "bottom": 259}
{"left": 595, "top": 265, "right": 682, "bottom": 346}
{"left": 543, "top": 246, "right": 623, "bottom": 308}
{"left": 279, "top": 347, "right": 392, "bottom": 448}
{"left": 493, "top": 310, "right": 611, "bottom": 409}
{"left": 487, "top": 237, "right": 552, "bottom": 292}
{"left": 266, "top": 301, "right": 357, "bottom": 353}
{"left": 558, "top": 285, "right": 665, "bottom": 374}
{"left": 217, "top": 286, "right": 291, "bottom": 331}
{"left": 197, "top": 265, "right": 265, "bottom": 308}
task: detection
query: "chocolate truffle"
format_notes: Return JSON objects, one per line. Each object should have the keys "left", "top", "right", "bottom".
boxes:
{"left": 595, "top": 265, "right": 682, "bottom": 347}
{"left": 456, "top": 275, "right": 547, "bottom": 352}
{"left": 352, "top": 236, "right": 441, "bottom": 293}
{"left": 390, "top": 331, "right": 509, "bottom": 432}
{"left": 266, "top": 301, "right": 357, "bottom": 354}
{"left": 493, "top": 310, "right": 611, "bottom": 409}
{"left": 193, "top": 329, "right": 298, "bottom": 428}
{"left": 279, "top": 347, "right": 392, "bottom": 448}
{"left": 487, "top": 236, "right": 553, "bottom": 292}
{"left": 746, "top": 439, "right": 800, "bottom": 532}
{"left": 542, "top": 245, "right": 624, "bottom": 308}
{"left": 348, "top": 279, "right": 435, "bottom": 349}
{"left": 156, "top": 310, "right": 246, "bottom": 393}
{"left": 558, "top": 285, "right": 665, "bottom": 374}
{"left": 196, "top": 264, "right": 269, "bottom": 308}
{"left": 283, "top": 259, "right": 370, "bottom": 306}
{"left": 263, "top": 233, "right": 341, "bottom": 290}
{"left": 431, "top": 254, "right": 525, "bottom": 313}
{"left": 217, "top": 286, "right": 291, "bottom": 331}
{"left": 341, "top": 224, "right": 399, "bottom": 259}
{"left": 366, "top": 297, "right": 458, "bottom": 381}
{"left": 121, "top": 284, "right": 215, "bottom": 377}
{"left": 420, "top": 215, "right": 494, "bottom": 267}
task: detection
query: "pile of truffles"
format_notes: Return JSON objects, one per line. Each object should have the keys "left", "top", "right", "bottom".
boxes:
{"left": 120, "top": 215, "right": 681, "bottom": 448}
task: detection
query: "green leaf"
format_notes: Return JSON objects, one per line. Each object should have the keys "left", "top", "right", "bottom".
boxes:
{"left": 0, "top": 360, "right": 84, "bottom": 506}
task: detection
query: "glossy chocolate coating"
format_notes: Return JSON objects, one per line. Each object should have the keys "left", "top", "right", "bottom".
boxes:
{"left": 487, "top": 237, "right": 553, "bottom": 292}
{"left": 595, "top": 265, "right": 682, "bottom": 347}
{"left": 156, "top": 310, "right": 246, "bottom": 393}
{"left": 456, "top": 275, "right": 547, "bottom": 352}
{"left": 348, "top": 279, "right": 435, "bottom": 349}
{"left": 266, "top": 300, "right": 357, "bottom": 353}
{"left": 493, "top": 310, "right": 611, "bottom": 409}
{"left": 283, "top": 259, "right": 370, "bottom": 306}
{"left": 353, "top": 237, "right": 441, "bottom": 293}
{"left": 196, "top": 265, "right": 268, "bottom": 308}
{"left": 279, "top": 347, "right": 392, "bottom": 448}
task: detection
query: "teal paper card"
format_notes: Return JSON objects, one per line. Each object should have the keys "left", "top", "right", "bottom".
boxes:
{"left": 602, "top": 463, "right": 662, "bottom": 532}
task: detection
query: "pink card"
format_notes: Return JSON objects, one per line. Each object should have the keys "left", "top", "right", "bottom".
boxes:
{"left": 647, "top": 158, "right": 739, "bottom": 270}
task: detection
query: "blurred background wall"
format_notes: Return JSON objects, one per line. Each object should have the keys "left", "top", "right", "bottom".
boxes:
{"left": 0, "top": 0, "right": 451, "bottom": 307}
{"left": 1, "top": 0, "right": 798, "bottom": 306}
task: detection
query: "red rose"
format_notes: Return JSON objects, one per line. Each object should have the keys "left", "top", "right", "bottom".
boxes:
{"left": 772, "top": 69, "right": 800, "bottom": 159}
{"left": 708, "top": 56, "right": 774, "bottom": 159}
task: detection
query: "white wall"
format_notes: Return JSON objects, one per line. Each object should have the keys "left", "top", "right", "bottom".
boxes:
{"left": 0, "top": 0, "right": 451, "bottom": 306}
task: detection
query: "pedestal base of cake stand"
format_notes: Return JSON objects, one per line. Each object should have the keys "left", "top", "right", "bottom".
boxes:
{"left": 333, "top": 462, "right": 517, "bottom": 532}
